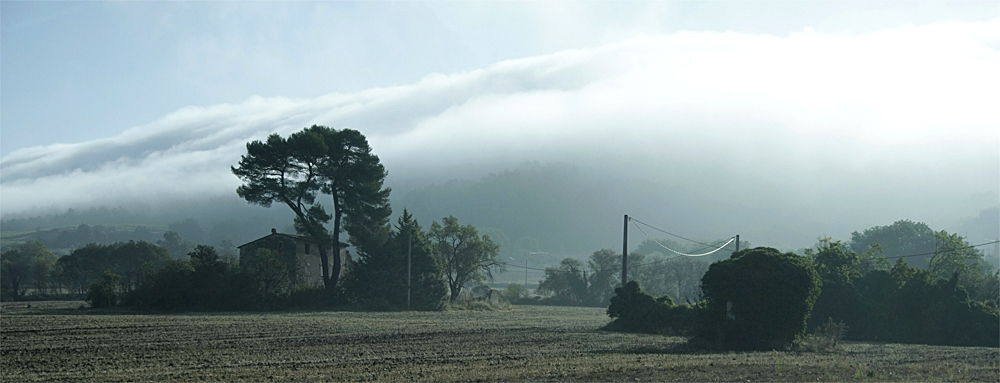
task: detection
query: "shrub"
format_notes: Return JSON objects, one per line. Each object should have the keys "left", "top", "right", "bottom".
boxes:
{"left": 410, "top": 273, "right": 448, "bottom": 311}
{"left": 448, "top": 293, "right": 511, "bottom": 311}
{"left": 128, "top": 260, "right": 194, "bottom": 310}
{"left": 889, "top": 270, "right": 1000, "bottom": 347}
{"left": 606, "top": 281, "right": 698, "bottom": 335}
{"left": 807, "top": 280, "right": 863, "bottom": 337}
{"left": 795, "top": 317, "right": 848, "bottom": 352}
{"left": 607, "top": 281, "right": 661, "bottom": 332}
{"left": 502, "top": 283, "right": 525, "bottom": 301}
{"left": 698, "top": 247, "right": 822, "bottom": 350}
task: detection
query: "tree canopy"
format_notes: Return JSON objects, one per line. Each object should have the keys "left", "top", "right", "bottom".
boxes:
{"left": 353, "top": 209, "right": 447, "bottom": 310}
{"left": 849, "top": 220, "right": 935, "bottom": 268}
{"left": 232, "top": 125, "right": 390, "bottom": 291}
{"left": 699, "top": 247, "right": 822, "bottom": 350}
{"left": 429, "top": 216, "right": 503, "bottom": 302}
{"left": 1, "top": 241, "right": 56, "bottom": 299}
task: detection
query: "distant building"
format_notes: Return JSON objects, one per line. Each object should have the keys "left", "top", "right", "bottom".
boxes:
{"left": 238, "top": 228, "right": 350, "bottom": 287}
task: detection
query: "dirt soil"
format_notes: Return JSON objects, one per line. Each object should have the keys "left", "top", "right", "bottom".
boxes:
{"left": 2, "top": 301, "right": 997, "bottom": 382}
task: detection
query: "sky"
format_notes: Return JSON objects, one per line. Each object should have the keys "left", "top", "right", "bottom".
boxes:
{"left": 1, "top": 1, "right": 999, "bottom": 247}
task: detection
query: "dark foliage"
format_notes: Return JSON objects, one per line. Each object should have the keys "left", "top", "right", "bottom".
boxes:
{"left": 128, "top": 246, "right": 291, "bottom": 311}
{"left": 807, "top": 280, "right": 863, "bottom": 336}
{"left": 849, "top": 220, "right": 935, "bottom": 269}
{"left": 605, "top": 281, "right": 698, "bottom": 335}
{"left": 874, "top": 264, "right": 999, "bottom": 346}
{"left": 536, "top": 249, "right": 633, "bottom": 307}
{"left": 1, "top": 241, "right": 56, "bottom": 299}
{"left": 352, "top": 210, "right": 447, "bottom": 311}
{"left": 698, "top": 247, "right": 822, "bottom": 350}
{"left": 806, "top": 234, "right": 1000, "bottom": 346}
{"left": 86, "top": 270, "right": 121, "bottom": 308}
{"left": 537, "top": 258, "right": 591, "bottom": 306}
{"left": 55, "top": 241, "right": 170, "bottom": 296}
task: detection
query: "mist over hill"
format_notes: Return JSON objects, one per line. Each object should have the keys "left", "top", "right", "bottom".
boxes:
{"left": 2, "top": 22, "right": 998, "bottom": 260}
{"left": 3, "top": 160, "right": 996, "bottom": 267}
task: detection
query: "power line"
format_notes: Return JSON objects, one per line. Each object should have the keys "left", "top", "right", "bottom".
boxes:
{"left": 499, "top": 262, "right": 548, "bottom": 272}
{"left": 629, "top": 216, "right": 734, "bottom": 252}
{"left": 631, "top": 221, "right": 735, "bottom": 257}
{"left": 627, "top": 240, "right": 735, "bottom": 271}
{"left": 883, "top": 240, "right": 1000, "bottom": 260}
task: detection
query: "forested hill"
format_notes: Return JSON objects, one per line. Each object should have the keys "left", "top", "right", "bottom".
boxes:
{"left": 2, "top": 161, "right": 997, "bottom": 263}
{"left": 396, "top": 162, "right": 621, "bottom": 258}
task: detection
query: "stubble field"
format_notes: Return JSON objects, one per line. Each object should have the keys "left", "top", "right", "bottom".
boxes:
{"left": 1, "top": 301, "right": 997, "bottom": 382}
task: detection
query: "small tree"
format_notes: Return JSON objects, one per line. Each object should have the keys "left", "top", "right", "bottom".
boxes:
{"left": 86, "top": 270, "right": 122, "bottom": 308}
{"left": 811, "top": 240, "right": 860, "bottom": 285}
{"left": 587, "top": 249, "right": 621, "bottom": 305}
{"left": 699, "top": 247, "right": 822, "bottom": 350}
{"left": 189, "top": 245, "right": 228, "bottom": 308}
{"left": 429, "top": 216, "right": 503, "bottom": 303}
{"left": 807, "top": 240, "right": 864, "bottom": 332}
{"left": 157, "top": 231, "right": 194, "bottom": 259}
{"left": 537, "top": 258, "right": 589, "bottom": 305}
{"left": 606, "top": 281, "right": 660, "bottom": 331}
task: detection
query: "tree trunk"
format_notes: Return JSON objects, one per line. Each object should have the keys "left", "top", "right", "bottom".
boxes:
{"left": 319, "top": 245, "right": 331, "bottom": 289}
{"left": 449, "top": 281, "right": 461, "bottom": 303}
{"left": 329, "top": 197, "right": 343, "bottom": 292}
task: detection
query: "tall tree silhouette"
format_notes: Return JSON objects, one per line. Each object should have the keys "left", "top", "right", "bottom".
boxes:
{"left": 232, "top": 126, "right": 390, "bottom": 291}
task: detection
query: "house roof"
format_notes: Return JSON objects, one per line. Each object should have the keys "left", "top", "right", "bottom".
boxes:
{"left": 237, "top": 230, "right": 350, "bottom": 249}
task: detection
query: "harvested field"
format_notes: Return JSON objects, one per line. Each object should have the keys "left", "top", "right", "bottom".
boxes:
{"left": 2, "top": 301, "right": 998, "bottom": 382}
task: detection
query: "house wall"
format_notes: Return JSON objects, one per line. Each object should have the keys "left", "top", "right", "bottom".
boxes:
{"left": 295, "top": 247, "right": 350, "bottom": 287}
{"left": 240, "top": 235, "right": 350, "bottom": 288}
{"left": 239, "top": 235, "right": 297, "bottom": 274}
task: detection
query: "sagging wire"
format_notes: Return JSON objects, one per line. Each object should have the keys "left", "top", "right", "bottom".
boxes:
{"left": 631, "top": 220, "right": 735, "bottom": 257}
{"left": 629, "top": 217, "right": 733, "bottom": 251}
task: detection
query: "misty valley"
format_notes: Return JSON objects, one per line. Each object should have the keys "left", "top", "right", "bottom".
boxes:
{"left": 2, "top": 126, "right": 998, "bottom": 382}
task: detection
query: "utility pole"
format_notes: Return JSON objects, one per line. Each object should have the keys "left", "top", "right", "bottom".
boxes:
{"left": 735, "top": 234, "right": 740, "bottom": 253}
{"left": 622, "top": 214, "right": 629, "bottom": 286}
{"left": 407, "top": 230, "right": 412, "bottom": 310}
{"left": 525, "top": 256, "right": 528, "bottom": 287}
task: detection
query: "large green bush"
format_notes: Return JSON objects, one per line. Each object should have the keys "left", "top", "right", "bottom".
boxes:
{"left": 699, "top": 247, "right": 822, "bottom": 350}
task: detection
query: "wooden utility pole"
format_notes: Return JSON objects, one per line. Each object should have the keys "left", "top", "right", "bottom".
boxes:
{"left": 407, "top": 230, "right": 412, "bottom": 310}
{"left": 622, "top": 214, "right": 629, "bottom": 286}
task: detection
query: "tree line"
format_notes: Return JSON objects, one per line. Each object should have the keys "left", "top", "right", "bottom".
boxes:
{"left": 529, "top": 237, "right": 749, "bottom": 307}
{"left": 3, "top": 126, "right": 505, "bottom": 311}
{"left": 1, "top": 211, "right": 502, "bottom": 311}
{"left": 597, "top": 226, "right": 998, "bottom": 349}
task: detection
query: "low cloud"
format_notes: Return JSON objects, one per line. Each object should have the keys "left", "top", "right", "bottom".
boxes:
{"left": 3, "top": 21, "right": 998, "bottom": 242}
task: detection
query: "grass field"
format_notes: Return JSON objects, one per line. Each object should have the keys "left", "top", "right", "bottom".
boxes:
{"left": 2, "top": 301, "right": 997, "bottom": 382}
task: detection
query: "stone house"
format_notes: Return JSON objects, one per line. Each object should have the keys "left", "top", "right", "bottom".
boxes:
{"left": 238, "top": 228, "right": 350, "bottom": 287}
